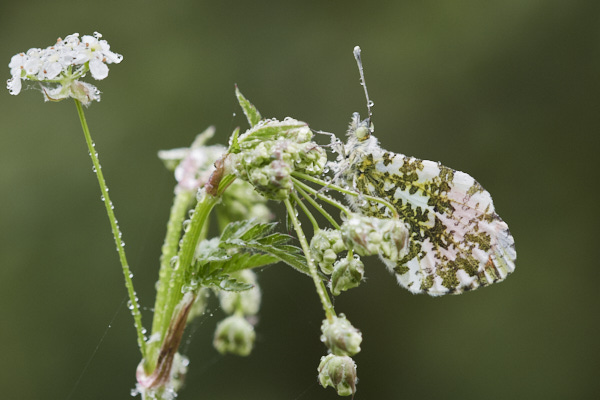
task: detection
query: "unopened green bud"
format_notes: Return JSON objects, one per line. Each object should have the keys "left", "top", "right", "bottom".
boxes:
{"left": 330, "top": 256, "right": 364, "bottom": 296}
{"left": 320, "top": 314, "right": 362, "bottom": 356}
{"left": 233, "top": 118, "right": 326, "bottom": 200}
{"left": 341, "top": 214, "right": 409, "bottom": 262}
{"left": 213, "top": 315, "right": 256, "bottom": 356}
{"left": 218, "top": 270, "right": 261, "bottom": 316}
{"left": 310, "top": 229, "right": 346, "bottom": 274}
{"left": 317, "top": 354, "right": 358, "bottom": 397}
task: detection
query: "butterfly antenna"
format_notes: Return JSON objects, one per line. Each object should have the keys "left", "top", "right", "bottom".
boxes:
{"left": 353, "top": 46, "right": 373, "bottom": 124}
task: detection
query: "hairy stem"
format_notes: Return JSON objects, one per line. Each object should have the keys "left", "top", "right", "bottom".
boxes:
{"left": 283, "top": 198, "right": 335, "bottom": 320}
{"left": 74, "top": 99, "right": 146, "bottom": 356}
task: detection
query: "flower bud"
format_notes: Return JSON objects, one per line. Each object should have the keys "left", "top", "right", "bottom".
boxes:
{"left": 218, "top": 270, "right": 261, "bottom": 316}
{"left": 213, "top": 315, "right": 256, "bottom": 356}
{"left": 330, "top": 256, "right": 364, "bottom": 296}
{"left": 310, "top": 229, "right": 346, "bottom": 274}
{"left": 233, "top": 118, "right": 326, "bottom": 200}
{"left": 320, "top": 314, "right": 362, "bottom": 356}
{"left": 317, "top": 354, "right": 358, "bottom": 397}
{"left": 341, "top": 214, "right": 409, "bottom": 262}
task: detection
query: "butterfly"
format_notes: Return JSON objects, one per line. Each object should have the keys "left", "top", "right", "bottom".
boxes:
{"left": 337, "top": 47, "right": 516, "bottom": 296}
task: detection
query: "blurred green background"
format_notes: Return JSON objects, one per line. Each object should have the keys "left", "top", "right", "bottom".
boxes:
{"left": 1, "top": 1, "right": 599, "bottom": 399}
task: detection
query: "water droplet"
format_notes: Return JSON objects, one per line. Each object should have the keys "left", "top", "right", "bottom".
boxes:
{"left": 127, "top": 300, "right": 134, "bottom": 310}
{"left": 368, "top": 100, "right": 375, "bottom": 107}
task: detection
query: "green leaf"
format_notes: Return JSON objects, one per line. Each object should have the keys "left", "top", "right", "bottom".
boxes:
{"left": 235, "top": 85, "right": 262, "bottom": 127}
{"left": 229, "top": 127, "right": 240, "bottom": 154}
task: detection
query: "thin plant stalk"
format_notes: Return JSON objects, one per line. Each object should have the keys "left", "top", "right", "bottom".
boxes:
{"left": 283, "top": 198, "right": 335, "bottom": 321}
{"left": 74, "top": 99, "right": 146, "bottom": 357}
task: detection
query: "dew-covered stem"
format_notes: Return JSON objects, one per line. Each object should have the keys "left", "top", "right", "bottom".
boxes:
{"left": 283, "top": 198, "right": 335, "bottom": 320}
{"left": 294, "top": 183, "right": 341, "bottom": 230}
{"left": 152, "top": 190, "right": 220, "bottom": 370}
{"left": 292, "top": 171, "right": 399, "bottom": 218}
{"left": 74, "top": 99, "right": 146, "bottom": 357}
{"left": 291, "top": 192, "right": 319, "bottom": 234}
{"left": 291, "top": 177, "right": 351, "bottom": 220}
{"left": 147, "top": 189, "right": 195, "bottom": 366}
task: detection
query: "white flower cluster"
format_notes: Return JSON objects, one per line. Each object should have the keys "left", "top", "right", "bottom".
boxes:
{"left": 7, "top": 32, "right": 122, "bottom": 104}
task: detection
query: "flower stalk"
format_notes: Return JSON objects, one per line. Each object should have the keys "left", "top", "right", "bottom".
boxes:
{"left": 74, "top": 99, "right": 146, "bottom": 356}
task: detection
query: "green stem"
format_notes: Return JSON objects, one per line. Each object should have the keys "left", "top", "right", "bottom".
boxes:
{"left": 292, "top": 171, "right": 399, "bottom": 218}
{"left": 291, "top": 192, "right": 319, "bottom": 233}
{"left": 154, "top": 190, "right": 219, "bottom": 364}
{"left": 294, "top": 184, "right": 341, "bottom": 230}
{"left": 74, "top": 99, "right": 146, "bottom": 357}
{"left": 283, "top": 198, "right": 335, "bottom": 320}
{"left": 292, "top": 177, "right": 351, "bottom": 219}
{"left": 148, "top": 189, "right": 195, "bottom": 365}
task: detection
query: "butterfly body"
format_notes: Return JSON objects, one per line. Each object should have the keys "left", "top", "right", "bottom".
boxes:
{"left": 340, "top": 114, "right": 516, "bottom": 296}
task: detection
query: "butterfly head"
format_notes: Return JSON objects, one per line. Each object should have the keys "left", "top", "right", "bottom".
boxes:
{"left": 348, "top": 112, "right": 373, "bottom": 142}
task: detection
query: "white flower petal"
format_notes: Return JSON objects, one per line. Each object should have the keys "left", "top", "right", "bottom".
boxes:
{"left": 7, "top": 75, "right": 22, "bottom": 95}
{"left": 89, "top": 58, "right": 109, "bottom": 80}
{"left": 44, "top": 62, "right": 62, "bottom": 79}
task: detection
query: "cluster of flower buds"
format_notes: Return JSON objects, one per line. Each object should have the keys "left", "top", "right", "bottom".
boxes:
{"left": 318, "top": 354, "right": 358, "bottom": 397}
{"left": 341, "top": 213, "right": 410, "bottom": 263}
{"left": 318, "top": 314, "right": 361, "bottom": 396}
{"left": 320, "top": 314, "right": 362, "bottom": 356}
{"left": 213, "top": 270, "right": 261, "bottom": 356}
{"left": 7, "top": 32, "right": 122, "bottom": 104}
{"left": 310, "top": 229, "right": 346, "bottom": 274}
{"left": 329, "top": 256, "right": 364, "bottom": 296}
{"left": 233, "top": 118, "right": 327, "bottom": 200}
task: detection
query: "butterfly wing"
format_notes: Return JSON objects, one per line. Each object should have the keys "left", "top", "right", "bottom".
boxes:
{"left": 345, "top": 143, "right": 516, "bottom": 296}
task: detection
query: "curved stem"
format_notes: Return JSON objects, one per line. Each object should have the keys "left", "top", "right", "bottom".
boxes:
{"left": 294, "top": 184, "right": 341, "bottom": 230}
{"left": 291, "top": 177, "right": 351, "bottom": 218}
{"left": 292, "top": 171, "right": 399, "bottom": 218}
{"left": 291, "top": 192, "right": 319, "bottom": 233}
{"left": 74, "top": 99, "right": 146, "bottom": 357}
{"left": 283, "top": 198, "right": 335, "bottom": 321}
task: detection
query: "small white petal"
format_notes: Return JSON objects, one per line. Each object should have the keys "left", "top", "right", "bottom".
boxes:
{"left": 7, "top": 75, "right": 22, "bottom": 95}
{"left": 89, "top": 58, "right": 109, "bottom": 79}
{"left": 44, "top": 62, "right": 62, "bottom": 79}
{"left": 24, "top": 58, "right": 41, "bottom": 75}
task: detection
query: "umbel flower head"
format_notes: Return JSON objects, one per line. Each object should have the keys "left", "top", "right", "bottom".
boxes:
{"left": 7, "top": 32, "right": 122, "bottom": 105}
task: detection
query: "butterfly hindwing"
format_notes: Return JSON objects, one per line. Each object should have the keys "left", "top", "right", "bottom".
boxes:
{"left": 342, "top": 132, "right": 516, "bottom": 296}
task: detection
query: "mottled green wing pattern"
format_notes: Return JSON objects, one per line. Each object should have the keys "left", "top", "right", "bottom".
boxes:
{"left": 342, "top": 134, "right": 516, "bottom": 296}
